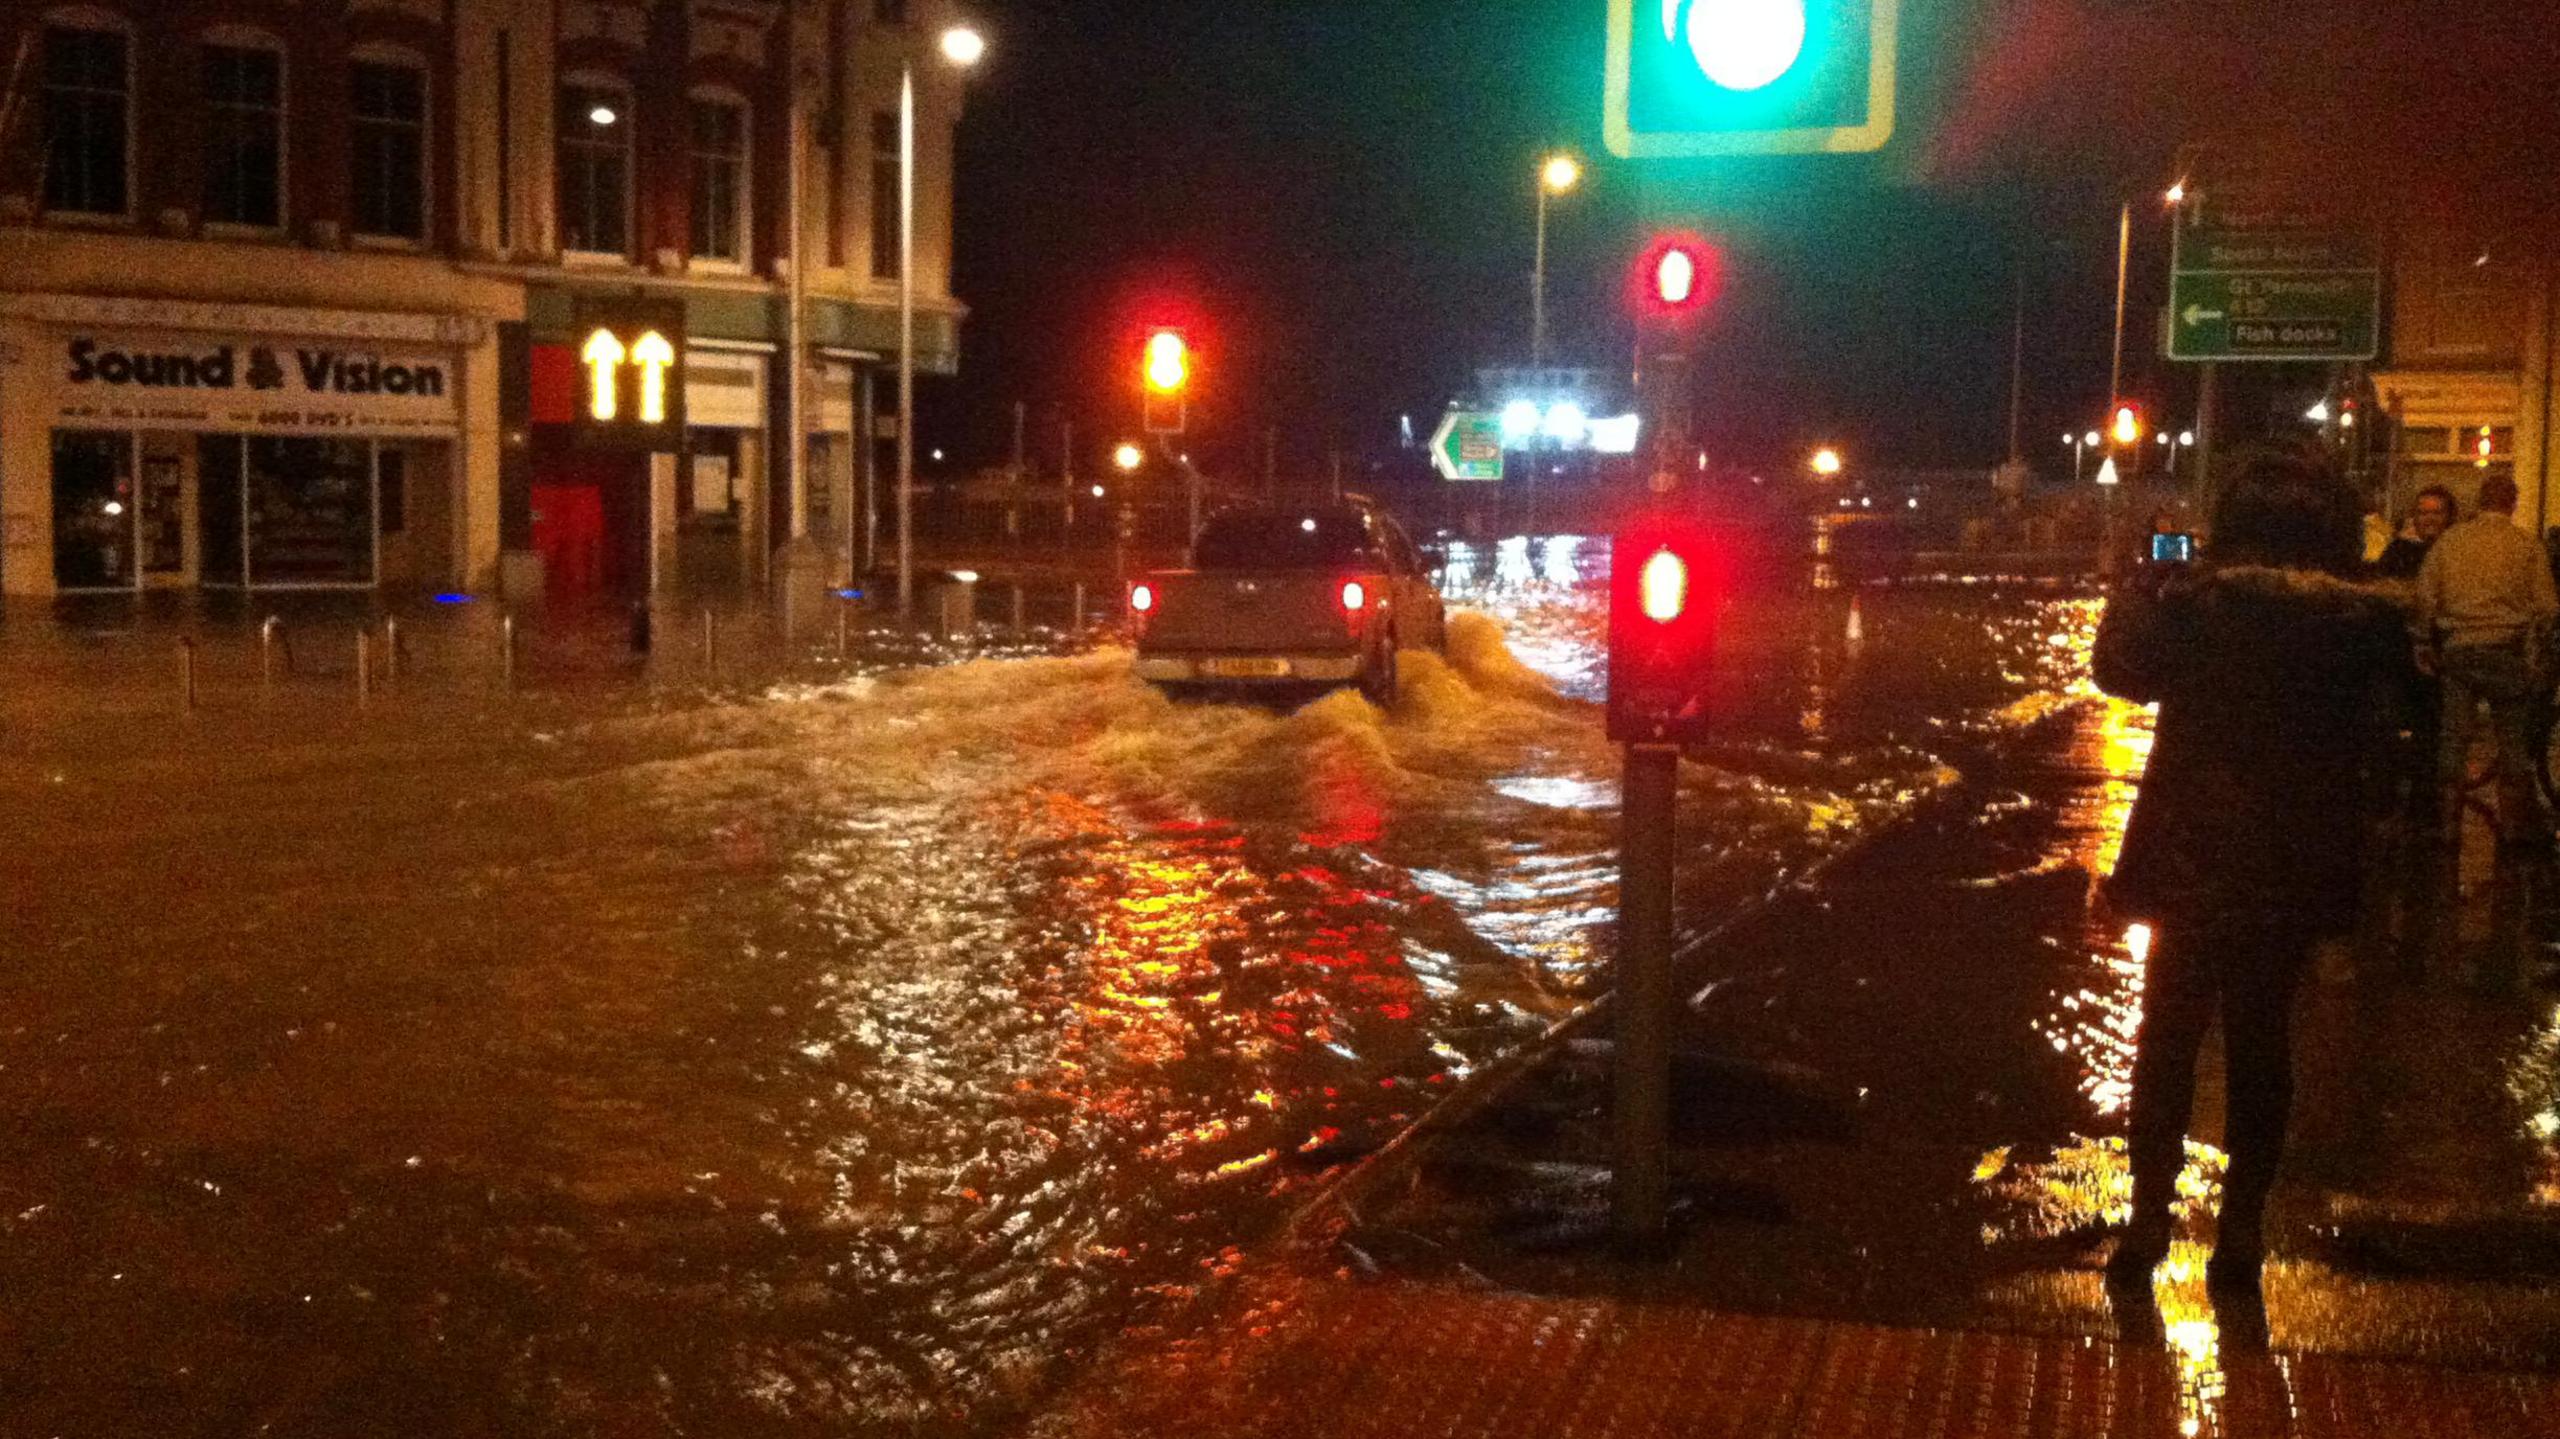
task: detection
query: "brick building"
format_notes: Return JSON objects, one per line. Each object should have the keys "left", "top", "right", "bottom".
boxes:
{"left": 0, "top": 0, "right": 971, "bottom": 600}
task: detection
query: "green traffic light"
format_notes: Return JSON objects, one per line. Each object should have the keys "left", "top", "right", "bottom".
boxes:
{"left": 1672, "top": 0, "right": 1808, "bottom": 92}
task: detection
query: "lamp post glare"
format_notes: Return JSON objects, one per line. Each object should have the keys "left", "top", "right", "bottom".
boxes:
{"left": 1531, "top": 152, "right": 1581, "bottom": 368}
{"left": 1113, "top": 442, "right": 1145, "bottom": 473}
{"left": 1810, "top": 447, "right": 1843, "bottom": 477}
{"left": 896, "top": 25, "right": 988, "bottom": 618}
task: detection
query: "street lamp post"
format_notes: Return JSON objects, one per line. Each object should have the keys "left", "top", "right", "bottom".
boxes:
{"left": 897, "top": 24, "right": 986, "bottom": 620}
{"left": 1531, "top": 153, "right": 1580, "bottom": 369}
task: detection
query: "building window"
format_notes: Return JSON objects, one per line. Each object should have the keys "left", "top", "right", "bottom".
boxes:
{"left": 558, "top": 81, "right": 632, "bottom": 256}
{"left": 350, "top": 60, "right": 428, "bottom": 241}
{"left": 41, "top": 25, "right": 129, "bottom": 217}
{"left": 688, "top": 95, "right": 749, "bottom": 265}
{"left": 203, "top": 43, "right": 285, "bottom": 229}
{"left": 874, "top": 0, "right": 909, "bottom": 24}
{"left": 869, "top": 109, "right": 900, "bottom": 282}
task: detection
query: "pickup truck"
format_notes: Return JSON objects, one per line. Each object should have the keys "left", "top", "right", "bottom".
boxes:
{"left": 1129, "top": 500, "right": 1448, "bottom": 703}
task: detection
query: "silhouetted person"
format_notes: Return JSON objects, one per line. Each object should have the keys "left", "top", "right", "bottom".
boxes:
{"left": 2094, "top": 447, "right": 2410, "bottom": 1295}
{"left": 2374, "top": 485, "right": 2454, "bottom": 580}
{"left": 2418, "top": 472, "right": 2557, "bottom": 850}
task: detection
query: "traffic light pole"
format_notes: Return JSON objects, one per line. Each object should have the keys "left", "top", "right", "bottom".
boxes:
{"left": 1614, "top": 337, "right": 1694, "bottom": 1249}
{"left": 1614, "top": 741, "right": 1679, "bottom": 1247}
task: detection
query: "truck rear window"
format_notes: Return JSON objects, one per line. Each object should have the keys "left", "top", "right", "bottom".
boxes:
{"left": 1194, "top": 512, "right": 1375, "bottom": 571}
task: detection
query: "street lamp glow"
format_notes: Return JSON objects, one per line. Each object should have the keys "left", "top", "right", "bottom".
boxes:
{"left": 2164, "top": 180, "right": 2187, "bottom": 205}
{"left": 1543, "top": 401, "right": 1589, "bottom": 444}
{"left": 1113, "top": 442, "right": 1145, "bottom": 473}
{"left": 1677, "top": 0, "right": 1809, "bottom": 92}
{"left": 1810, "top": 446, "right": 1843, "bottom": 477}
{"left": 2083, "top": 430, "right": 2102, "bottom": 448}
{"left": 1541, "top": 153, "right": 1582, "bottom": 194}
{"left": 939, "top": 26, "right": 987, "bottom": 67}
{"left": 1501, "top": 399, "right": 1543, "bottom": 443}
{"left": 2177, "top": 430, "right": 2195, "bottom": 446}
{"left": 588, "top": 105, "right": 618, "bottom": 127}
{"left": 2305, "top": 400, "right": 2331, "bottom": 424}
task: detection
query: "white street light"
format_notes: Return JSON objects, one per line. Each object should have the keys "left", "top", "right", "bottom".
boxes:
{"left": 897, "top": 25, "right": 989, "bottom": 618}
{"left": 1531, "top": 152, "right": 1580, "bottom": 369}
{"left": 2305, "top": 400, "right": 2331, "bottom": 424}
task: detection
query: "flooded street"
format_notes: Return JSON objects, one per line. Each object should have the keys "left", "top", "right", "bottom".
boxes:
{"left": 4, "top": 540, "right": 2101, "bottom": 1435}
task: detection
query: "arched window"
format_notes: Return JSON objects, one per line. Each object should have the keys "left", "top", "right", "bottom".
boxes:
{"left": 687, "top": 87, "right": 750, "bottom": 267}
{"left": 350, "top": 47, "right": 430, "bottom": 241}
{"left": 38, "top": 8, "right": 134, "bottom": 218}
{"left": 199, "top": 26, "right": 287, "bottom": 229}
{"left": 558, "top": 74, "right": 633, "bottom": 257}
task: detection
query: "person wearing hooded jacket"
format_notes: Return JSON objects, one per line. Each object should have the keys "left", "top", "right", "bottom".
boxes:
{"left": 2093, "top": 446, "right": 2413, "bottom": 1296}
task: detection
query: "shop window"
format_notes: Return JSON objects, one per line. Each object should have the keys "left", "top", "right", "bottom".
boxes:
{"left": 351, "top": 60, "right": 429, "bottom": 241}
{"left": 247, "top": 437, "right": 377, "bottom": 586}
{"left": 559, "top": 80, "right": 633, "bottom": 257}
{"left": 51, "top": 430, "right": 134, "bottom": 589}
{"left": 203, "top": 43, "right": 285, "bottom": 229}
{"left": 869, "top": 109, "right": 900, "bottom": 281}
{"left": 41, "top": 25, "right": 130, "bottom": 217}
{"left": 689, "top": 94, "right": 750, "bottom": 266}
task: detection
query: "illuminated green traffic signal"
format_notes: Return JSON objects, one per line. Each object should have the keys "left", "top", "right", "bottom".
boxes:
{"left": 1605, "top": 0, "right": 1899, "bottom": 159}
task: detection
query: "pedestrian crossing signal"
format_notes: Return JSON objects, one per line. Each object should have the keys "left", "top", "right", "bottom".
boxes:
{"left": 1605, "top": 0, "right": 1899, "bottom": 159}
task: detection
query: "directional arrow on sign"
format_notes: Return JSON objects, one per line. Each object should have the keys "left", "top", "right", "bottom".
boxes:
{"left": 2182, "top": 304, "right": 2225, "bottom": 328}
{"left": 1430, "top": 411, "right": 1504, "bottom": 482}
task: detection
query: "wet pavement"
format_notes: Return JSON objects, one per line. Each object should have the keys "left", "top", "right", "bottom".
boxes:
{"left": 2, "top": 541, "right": 2103, "bottom": 1435}
{"left": 1041, "top": 631, "right": 2560, "bottom": 1438}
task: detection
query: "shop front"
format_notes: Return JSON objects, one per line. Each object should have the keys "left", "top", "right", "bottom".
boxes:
{"left": 3, "top": 310, "right": 475, "bottom": 596}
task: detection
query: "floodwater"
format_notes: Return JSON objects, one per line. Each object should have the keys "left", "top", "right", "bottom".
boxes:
{"left": 3, "top": 539, "right": 2099, "bottom": 1436}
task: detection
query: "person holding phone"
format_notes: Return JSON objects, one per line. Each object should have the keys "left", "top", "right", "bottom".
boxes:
{"left": 2094, "top": 447, "right": 2412, "bottom": 1299}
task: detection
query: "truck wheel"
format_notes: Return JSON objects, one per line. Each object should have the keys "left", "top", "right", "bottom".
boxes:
{"left": 1359, "top": 638, "right": 1399, "bottom": 706}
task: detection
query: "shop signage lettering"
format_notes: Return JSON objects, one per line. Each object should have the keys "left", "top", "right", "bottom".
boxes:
{"left": 65, "top": 339, "right": 448, "bottom": 399}
{"left": 50, "top": 331, "right": 461, "bottom": 437}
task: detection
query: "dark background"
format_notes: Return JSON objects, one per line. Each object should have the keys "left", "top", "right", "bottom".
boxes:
{"left": 929, "top": 0, "right": 2559, "bottom": 480}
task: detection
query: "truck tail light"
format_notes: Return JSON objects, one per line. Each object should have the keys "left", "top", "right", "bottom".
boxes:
{"left": 1341, "top": 580, "right": 1367, "bottom": 613}
{"left": 1130, "top": 583, "right": 1155, "bottom": 615}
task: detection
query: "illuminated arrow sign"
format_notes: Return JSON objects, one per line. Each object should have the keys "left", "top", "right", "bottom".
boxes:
{"left": 631, "top": 330, "right": 676, "bottom": 426}
{"left": 2182, "top": 304, "right": 2225, "bottom": 328}
{"left": 572, "top": 298, "right": 689, "bottom": 448}
{"left": 581, "top": 328, "right": 627, "bottom": 422}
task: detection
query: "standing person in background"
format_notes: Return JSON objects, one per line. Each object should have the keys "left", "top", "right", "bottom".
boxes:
{"left": 2417, "top": 472, "right": 2558, "bottom": 853}
{"left": 2376, "top": 485, "right": 2456, "bottom": 581}
{"left": 2094, "top": 447, "right": 2410, "bottom": 1302}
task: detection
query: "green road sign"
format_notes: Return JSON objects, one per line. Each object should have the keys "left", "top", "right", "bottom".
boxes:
{"left": 1431, "top": 412, "right": 1505, "bottom": 482}
{"left": 2167, "top": 204, "right": 2379, "bottom": 363}
{"left": 1604, "top": 0, "right": 1899, "bottom": 159}
{"left": 2169, "top": 271, "right": 2380, "bottom": 362}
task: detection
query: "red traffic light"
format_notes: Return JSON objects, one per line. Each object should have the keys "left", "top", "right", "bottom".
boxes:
{"left": 1609, "top": 518, "right": 1722, "bottom": 745}
{"left": 1143, "top": 329, "right": 1190, "bottom": 394}
{"left": 1631, "top": 232, "right": 1721, "bottom": 326}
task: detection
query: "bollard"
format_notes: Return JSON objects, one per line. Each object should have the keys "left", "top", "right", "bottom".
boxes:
{"left": 179, "top": 637, "right": 198, "bottom": 712}
{"left": 835, "top": 600, "right": 850, "bottom": 659}
{"left": 702, "top": 610, "right": 717, "bottom": 678}
{"left": 1072, "top": 581, "right": 1087, "bottom": 633}
{"left": 260, "top": 615, "right": 283, "bottom": 691}
{"left": 1011, "top": 582, "right": 1026, "bottom": 636}
{"left": 356, "top": 630, "right": 372, "bottom": 707}
{"left": 384, "top": 617, "right": 402, "bottom": 684}
{"left": 500, "top": 611, "right": 516, "bottom": 691}
{"left": 629, "top": 599, "right": 653, "bottom": 656}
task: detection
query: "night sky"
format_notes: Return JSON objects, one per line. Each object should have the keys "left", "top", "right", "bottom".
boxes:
{"left": 934, "top": 1, "right": 2559, "bottom": 480}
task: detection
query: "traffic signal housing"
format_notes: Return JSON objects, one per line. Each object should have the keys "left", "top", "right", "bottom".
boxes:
{"left": 1606, "top": 0, "right": 1900, "bottom": 159}
{"left": 1609, "top": 518, "right": 1721, "bottom": 745}
{"left": 1630, "top": 233, "right": 1722, "bottom": 341}
{"left": 1141, "top": 328, "right": 1190, "bottom": 435}
{"left": 2109, "top": 402, "right": 2146, "bottom": 448}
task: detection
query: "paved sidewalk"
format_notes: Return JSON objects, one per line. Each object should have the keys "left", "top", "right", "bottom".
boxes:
{"left": 1033, "top": 1269, "right": 2560, "bottom": 1439}
{"left": 1029, "top": 692, "right": 2560, "bottom": 1439}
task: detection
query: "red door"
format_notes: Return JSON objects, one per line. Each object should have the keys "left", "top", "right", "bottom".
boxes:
{"left": 531, "top": 481, "right": 606, "bottom": 602}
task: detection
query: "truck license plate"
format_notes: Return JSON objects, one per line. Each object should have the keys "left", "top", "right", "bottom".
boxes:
{"left": 1202, "top": 658, "right": 1291, "bottom": 679}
